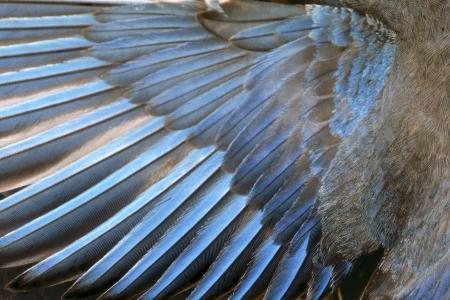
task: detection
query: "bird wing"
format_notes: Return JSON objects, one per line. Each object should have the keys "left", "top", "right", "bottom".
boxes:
{"left": 0, "top": 1, "right": 397, "bottom": 299}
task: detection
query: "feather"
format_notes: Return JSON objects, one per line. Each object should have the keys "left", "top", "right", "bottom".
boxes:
{"left": 97, "top": 171, "right": 232, "bottom": 299}
{"left": 230, "top": 237, "right": 283, "bottom": 300}
{"left": 84, "top": 15, "right": 198, "bottom": 41}
{"left": 141, "top": 194, "right": 247, "bottom": 300}
{"left": 230, "top": 16, "right": 314, "bottom": 51}
{"left": 65, "top": 165, "right": 230, "bottom": 299}
{"left": 88, "top": 28, "right": 210, "bottom": 61}
{"left": 188, "top": 211, "right": 265, "bottom": 299}
{"left": 0, "top": 3, "right": 96, "bottom": 18}
{"left": 128, "top": 47, "right": 246, "bottom": 104}
{"left": 0, "top": 99, "right": 140, "bottom": 193}
{"left": 0, "top": 57, "right": 110, "bottom": 98}
{"left": 307, "top": 266, "right": 333, "bottom": 300}
{"left": 247, "top": 128, "right": 306, "bottom": 208}
{"left": 0, "top": 36, "right": 93, "bottom": 72}
{"left": 188, "top": 90, "right": 245, "bottom": 147}
{"left": 146, "top": 56, "right": 249, "bottom": 115}
{"left": 264, "top": 234, "right": 313, "bottom": 300}
{"left": 0, "top": 115, "right": 163, "bottom": 234}
{"left": 0, "top": 80, "right": 114, "bottom": 135}
{"left": 96, "top": 1, "right": 203, "bottom": 22}
{"left": 106, "top": 40, "right": 227, "bottom": 87}
{"left": 165, "top": 71, "right": 244, "bottom": 130}
{"left": 7, "top": 146, "right": 217, "bottom": 292}
{"left": 0, "top": 14, "right": 96, "bottom": 43}
{"left": 0, "top": 127, "right": 189, "bottom": 268}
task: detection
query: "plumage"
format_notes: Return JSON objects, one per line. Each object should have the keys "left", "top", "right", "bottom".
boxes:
{"left": 0, "top": 99, "right": 141, "bottom": 192}
{"left": 265, "top": 224, "right": 316, "bottom": 300}
{"left": 0, "top": 125, "right": 188, "bottom": 268}
{"left": 61, "top": 147, "right": 218, "bottom": 298}
{"left": 0, "top": 37, "right": 93, "bottom": 72}
{"left": 0, "top": 115, "right": 162, "bottom": 233}
{"left": 0, "top": 0, "right": 448, "bottom": 300}
{"left": 0, "top": 14, "right": 96, "bottom": 43}
{"left": 143, "top": 194, "right": 247, "bottom": 300}
{"left": 230, "top": 237, "right": 283, "bottom": 300}
{"left": 188, "top": 211, "right": 265, "bottom": 300}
